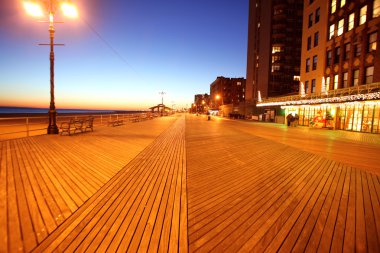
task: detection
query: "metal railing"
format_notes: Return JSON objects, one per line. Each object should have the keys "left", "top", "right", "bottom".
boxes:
{"left": 0, "top": 112, "right": 158, "bottom": 140}
{"left": 259, "top": 82, "right": 380, "bottom": 103}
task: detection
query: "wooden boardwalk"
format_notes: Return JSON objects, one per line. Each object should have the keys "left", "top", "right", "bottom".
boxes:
{"left": 0, "top": 113, "right": 379, "bottom": 252}
{"left": 186, "top": 115, "right": 380, "bottom": 252}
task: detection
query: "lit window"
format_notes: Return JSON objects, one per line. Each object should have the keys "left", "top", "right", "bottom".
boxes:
{"left": 340, "top": 0, "right": 346, "bottom": 7}
{"left": 331, "top": 0, "right": 337, "bottom": 13}
{"left": 312, "top": 79, "right": 316, "bottom": 93}
{"left": 337, "top": 19, "right": 344, "bottom": 36}
{"left": 329, "top": 24, "right": 335, "bottom": 39}
{"left": 306, "top": 58, "right": 311, "bottom": 72}
{"left": 326, "top": 76, "right": 331, "bottom": 90}
{"left": 374, "top": 0, "right": 380, "bottom": 18}
{"left": 365, "top": 66, "right": 374, "bottom": 84}
{"left": 313, "top": 55, "right": 318, "bottom": 70}
{"left": 368, "top": 32, "right": 377, "bottom": 52}
{"left": 360, "top": 5, "right": 367, "bottom": 25}
{"left": 305, "top": 81, "right": 309, "bottom": 93}
{"left": 272, "top": 46, "right": 282, "bottom": 53}
{"left": 348, "top": 13, "right": 355, "bottom": 31}
{"left": 334, "top": 74, "right": 339, "bottom": 89}
{"left": 343, "top": 72, "right": 348, "bottom": 88}
{"left": 353, "top": 69, "right": 359, "bottom": 86}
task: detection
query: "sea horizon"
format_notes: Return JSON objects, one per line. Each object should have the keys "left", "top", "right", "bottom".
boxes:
{"left": 0, "top": 106, "right": 146, "bottom": 115}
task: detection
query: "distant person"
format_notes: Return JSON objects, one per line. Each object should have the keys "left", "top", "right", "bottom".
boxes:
{"left": 294, "top": 114, "right": 299, "bottom": 127}
{"left": 207, "top": 111, "right": 211, "bottom": 121}
{"left": 286, "top": 113, "right": 292, "bottom": 126}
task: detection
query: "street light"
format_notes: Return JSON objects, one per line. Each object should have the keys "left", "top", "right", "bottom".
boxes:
{"left": 23, "top": 0, "right": 78, "bottom": 134}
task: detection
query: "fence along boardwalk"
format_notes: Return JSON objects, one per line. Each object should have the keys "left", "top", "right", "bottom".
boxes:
{"left": 0, "top": 117, "right": 176, "bottom": 253}
{"left": 32, "top": 116, "right": 187, "bottom": 252}
{"left": 185, "top": 115, "right": 380, "bottom": 252}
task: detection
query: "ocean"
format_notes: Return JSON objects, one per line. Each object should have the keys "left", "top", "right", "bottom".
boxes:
{"left": 0, "top": 107, "right": 140, "bottom": 115}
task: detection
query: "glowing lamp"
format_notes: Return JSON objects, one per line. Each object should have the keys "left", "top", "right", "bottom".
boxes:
{"left": 60, "top": 2, "right": 78, "bottom": 18}
{"left": 23, "top": 1, "right": 44, "bottom": 17}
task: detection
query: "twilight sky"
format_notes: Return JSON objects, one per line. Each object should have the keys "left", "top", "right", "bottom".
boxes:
{"left": 0, "top": 0, "right": 249, "bottom": 110}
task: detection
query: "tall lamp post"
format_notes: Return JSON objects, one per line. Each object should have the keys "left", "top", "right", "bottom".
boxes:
{"left": 23, "top": 0, "right": 78, "bottom": 134}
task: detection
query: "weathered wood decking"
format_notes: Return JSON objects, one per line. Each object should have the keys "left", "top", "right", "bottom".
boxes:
{"left": 1, "top": 114, "right": 379, "bottom": 252}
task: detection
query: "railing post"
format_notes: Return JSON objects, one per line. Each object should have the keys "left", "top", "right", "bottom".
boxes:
{"left": 26, "top": 117, "right": 29, "bottom": 137}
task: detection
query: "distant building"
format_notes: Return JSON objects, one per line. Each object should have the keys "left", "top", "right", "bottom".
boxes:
{"left": 193, "top": 93, "right": 210, "bottom": 114}
{"left": 245, "top": 0, "right": 304, "bottom": 115}
{"left": 257, "top": 0, "right": 380, "bottom": 134}
{"left": 210, "top": 76, "right": 246, "bottom": 116}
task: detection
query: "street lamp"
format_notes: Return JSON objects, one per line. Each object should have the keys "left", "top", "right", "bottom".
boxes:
{"left": 23, "top": 0, "right": 78, "bottom": 134}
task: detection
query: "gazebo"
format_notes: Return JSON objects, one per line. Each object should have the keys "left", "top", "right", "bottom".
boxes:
{"left": 149, "top": 103, "right": 172, "bottom": 115}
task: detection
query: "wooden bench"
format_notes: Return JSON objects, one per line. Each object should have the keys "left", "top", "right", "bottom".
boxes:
{"left": 60, "top": 117, "right": 94, "bottom": 135}
{"left": 107, "top": 119, "right": 123, "bottom": 127}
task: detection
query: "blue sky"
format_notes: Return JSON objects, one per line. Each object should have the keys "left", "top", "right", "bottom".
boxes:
{"left": 0, "top": 0, "right": 248, "bottom": 110}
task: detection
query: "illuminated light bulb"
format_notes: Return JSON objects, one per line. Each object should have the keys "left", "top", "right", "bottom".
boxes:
{"left": 60, "top": 2, "right": 78, "bottom": 18}
{"left": 23, "top": 1, "right": 44, "bottom": 17}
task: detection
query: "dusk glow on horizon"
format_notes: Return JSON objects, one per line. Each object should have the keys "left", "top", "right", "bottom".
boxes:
{"left": 0, "top": 0, "right": 248, "bottom": 110}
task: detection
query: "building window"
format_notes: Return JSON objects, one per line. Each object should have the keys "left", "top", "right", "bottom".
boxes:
{"left": 314, "top": 32, "right": 319, "bottom": 47}
{"left": 327, "top": 50, "right": 332, "bottom": 66}
{"left": 306, "top": 58, "right": 311, "bottom": 72}
{"left": 340, "top": 0, "right": 346, "bottom": 7}
{"left": 355, "top": 44, "right": 362, "bottom": 57}
{"left": 305, "top": 81, "right": 309, "bottom": 93}
{"left": 334, "top": 74, "right": 339, "bottom": 89}
{"left": 366, "top": 66, "right": 374, "bottom": 84}
{"left": 348, "top": 13, "right": 355, "bottom": 31}
{"left": 272, "top": 46, "right": 283, "bottom": 53}
{"left": 343, "top": 72, "right": 348, "bottom": 88}
{"left": 312, "top": 79, "right": 316, "bottom": 93}
{"left": 344, "top": 43, "right": 351, "bottom": 60}
{"left": 360, "top": 5, "right": 367, "bottom": 25}
{"left": 353, "top": 69, "right": 359, "bottom": 86}
{"left": 307, "top": 36, "right": 312, "bottom": 50}
{"left": 374, "top": 0, "right": 380, "bottom": 18}
{"left": 329, "top": 24, "right": 335, "bottom": 39}
{"left": 368, "top": 32, "right": 377, "bottom": 52}
{"left": 315, "top": 8, "right": 320, "bottom": 23}
{"left": 313, "top": 55, "right": 318, "bottom": 70}
{"left": 309, "top": 13, "right": 313, "bottom": 27}
{"left": 326, "top": 76, "right": 331, "bottom": 90}
{"left": 335, "top": 47, "right": 340, "bottom": 64}
{"left": 337, "top": 19, "right": 344, "bottom": 36}
{"left": 331, "top": 0, "right": 337, "bottom": 14}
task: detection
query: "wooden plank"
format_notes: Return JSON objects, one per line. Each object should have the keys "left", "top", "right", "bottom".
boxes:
{"left": 367, "top": 173, "right": 380, "bottom": 248}
{"left": 343, "top": 167, "right": 356, "bottom": 252}
{"left": 13, "top": 139, "right": 48, "bottom": 243}
{"left": 361, "top": 171, "right": 380, "bottom": 252}
{"left": 355, "top": 169, "right": 367, "bottom": 252}
{"left": 0, "top": 142, "right": 8, "bottom": 253}
{"left": 330, "top": 166, "right": 352, "bottom": 252}
{"left": 312, "top": 165, "right": 347, "bottom": 252}
{"left": 291, "top": 162, "right": 341, "bottom": 252}
{"left": 6, "top": 141, "right": 27, "bottom": 252}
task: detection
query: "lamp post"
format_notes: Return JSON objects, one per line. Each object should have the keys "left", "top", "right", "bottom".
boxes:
{"left": 23, "top": 0, "right": 78, "bottom": 134}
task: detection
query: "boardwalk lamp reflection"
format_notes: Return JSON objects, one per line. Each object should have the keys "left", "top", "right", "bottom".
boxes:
{"left": 23, "top": 0, "right": 78, "bottom": 134}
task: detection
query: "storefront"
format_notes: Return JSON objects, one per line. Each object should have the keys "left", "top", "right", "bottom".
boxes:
{"left": 281, "top": 101, "right": 380, "bottom": 133}
{"left": 257, "top": 83, "right": 380, "bottom": 134}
